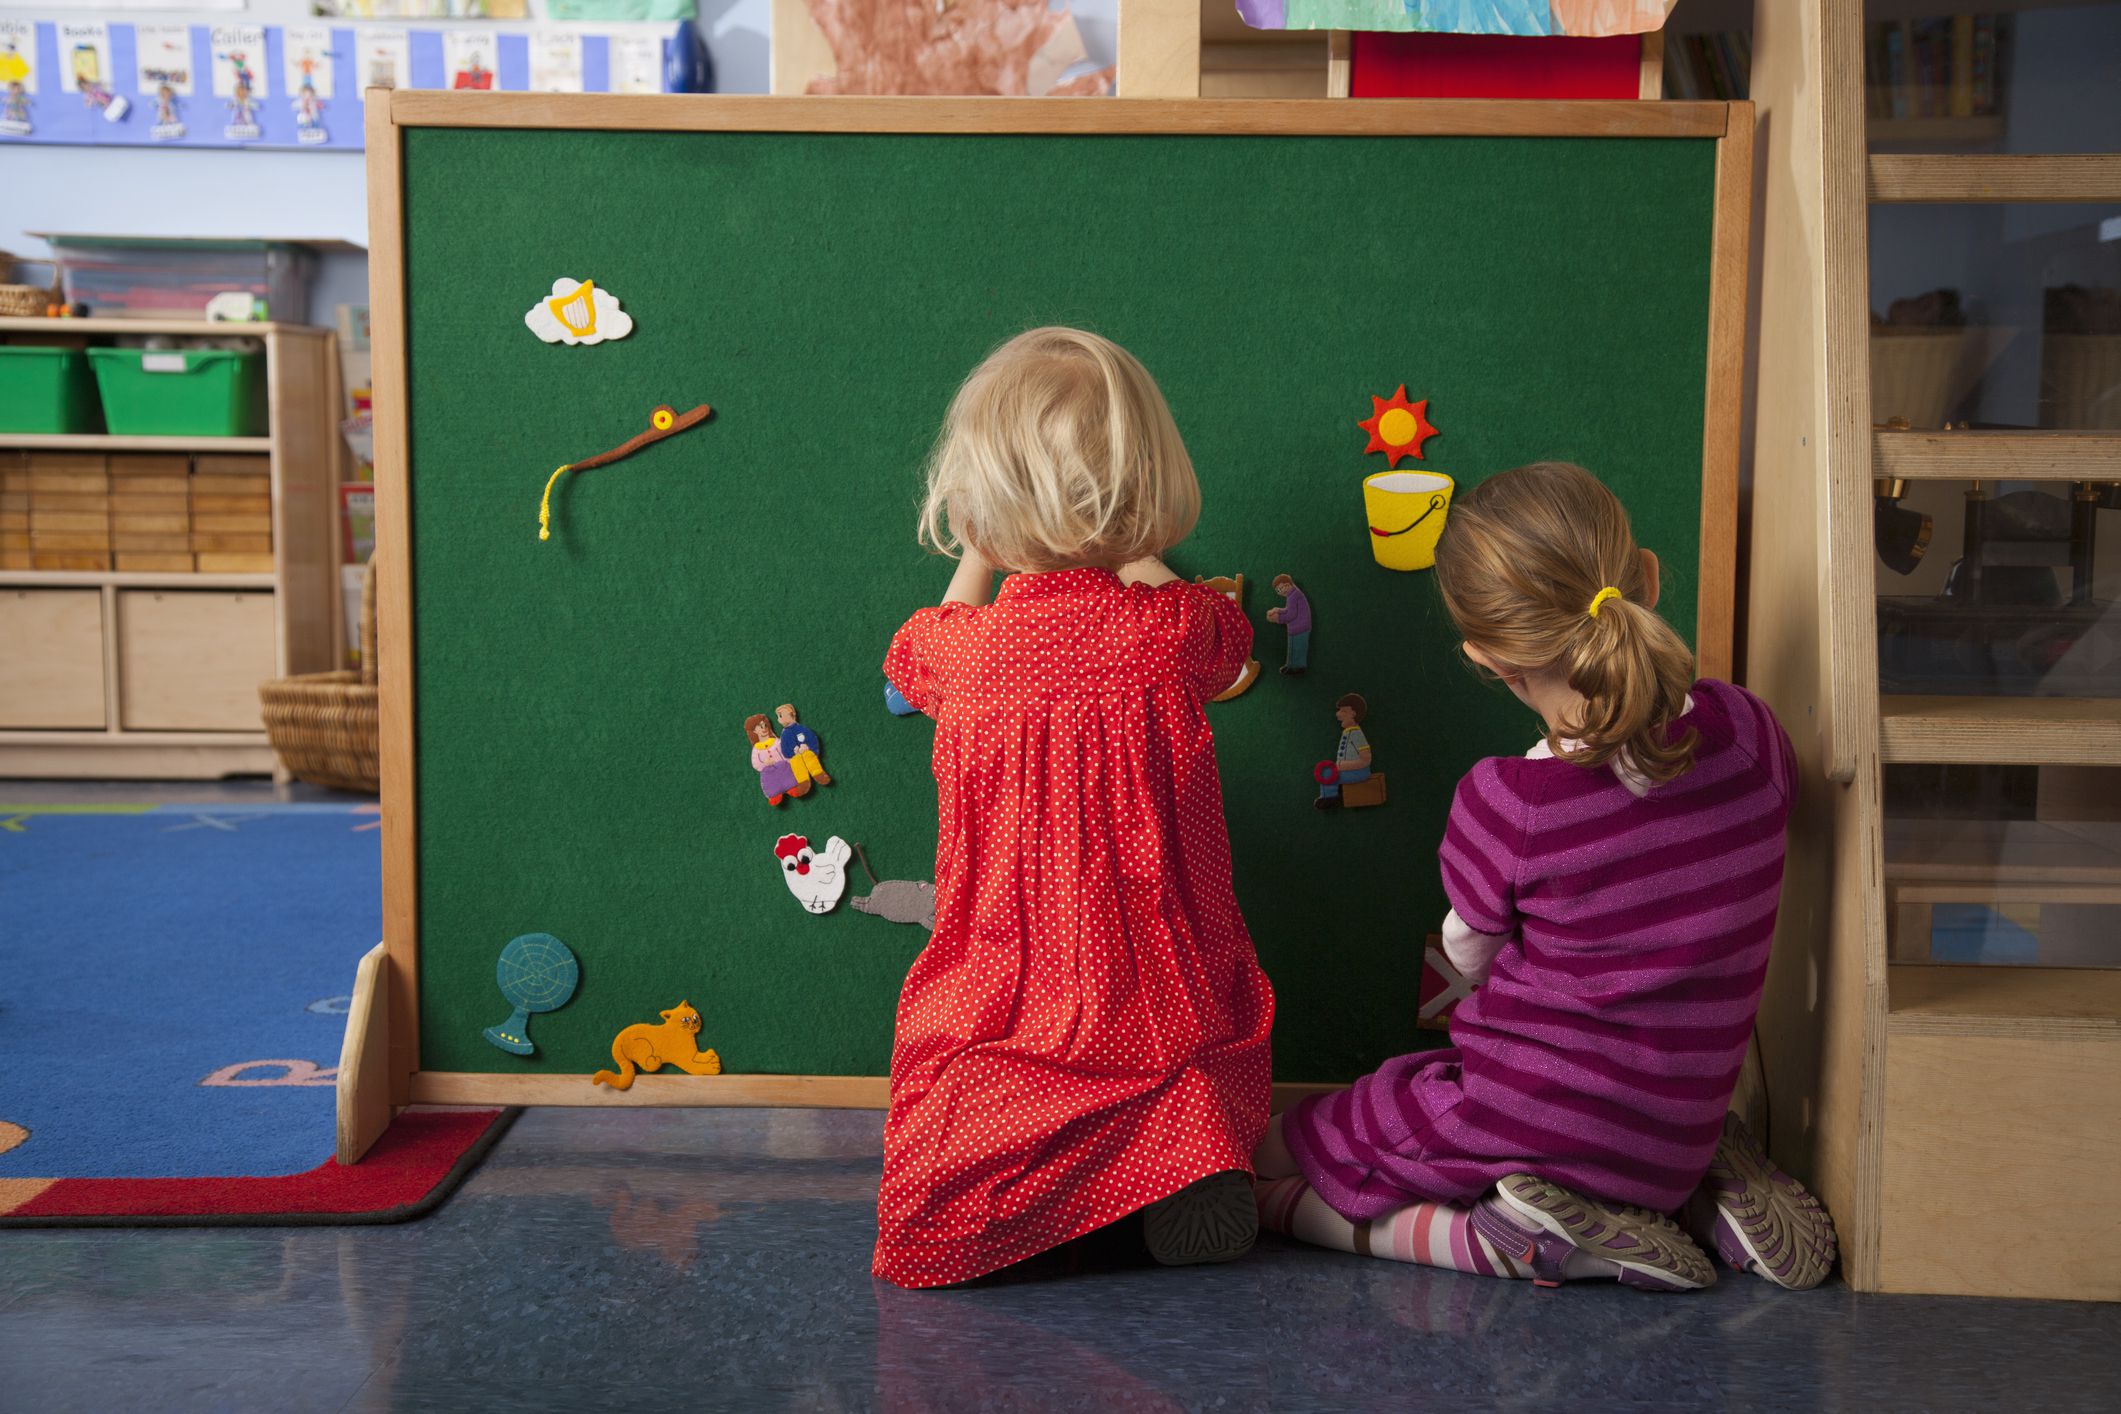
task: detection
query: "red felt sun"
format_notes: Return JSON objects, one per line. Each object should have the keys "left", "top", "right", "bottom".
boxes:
{"left": 1358, "top": 386, "right": 1438, "bottom": 467}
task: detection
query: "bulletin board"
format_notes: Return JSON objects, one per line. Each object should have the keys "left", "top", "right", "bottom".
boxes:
{"left": 366, "top": 93, "right": 1751, "bottom": 1111}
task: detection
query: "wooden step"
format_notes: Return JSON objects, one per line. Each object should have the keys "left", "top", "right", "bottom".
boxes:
{"left": 1879, "top": 695, "right": 2121, "bottom": 766}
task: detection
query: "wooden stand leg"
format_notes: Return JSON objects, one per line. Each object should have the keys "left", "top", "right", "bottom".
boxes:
{"left": 336, "top": 941, "right": 395, "bottom": 1164}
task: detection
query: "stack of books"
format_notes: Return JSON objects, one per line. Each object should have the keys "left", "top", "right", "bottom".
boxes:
{"left": 1867, "top": 15, "right": 2008, "bottom": 121}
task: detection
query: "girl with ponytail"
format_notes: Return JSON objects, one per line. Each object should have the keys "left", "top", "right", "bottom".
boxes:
{"left": 1254, "top": 462, "right": 1838, "bottom": 1294}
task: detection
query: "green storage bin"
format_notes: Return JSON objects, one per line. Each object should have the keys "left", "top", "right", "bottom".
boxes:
{"left": 0, "top": 346, "right": 105, "bottom": 434}
{"left": 86, "top": 347, "right": 266, "bottom": 437}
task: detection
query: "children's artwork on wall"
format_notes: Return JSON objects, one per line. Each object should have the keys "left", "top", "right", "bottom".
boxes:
{"left": 536, "top": 402, "right": 711, "bottom": 541}
{"left": 850, "top": 843, "right": 937, "bottom": 931}
{"left": 286, "top": 25, "right": 334, "bottom": 145}
{"left": 444, "top": 30, "right": 497, "bottom": 90}
{"left": 1315, "top": 692, "right": 1386, "bottom": 810}
{"left": 212, "top": 30, "right": 267, "bottom": 142}
{"left": 798, "top": 0, "right": 1113, "bottom": 97}
{"left": 360, "top": 28, "right": 413, "bottom": 90}
{"left": 528, "top": 29, "right": 584, "bottom": 94}
{"left": 481, "top": 931, "right": 581, "bottom": 1056}
{"left": 1418, "top": 938, "right": 1476, "bottom": 1031}
{"left": 1192, "top": 574, "right": 1262, "bottom": 702}
{"left": 59, "top": 22, "right": 128, "bottom": 124}
{"left": 1363, "top": 469, "right": 1454, "bottom": 572}
{"left": 775, "top": 703, "right": 832, "bottom": 790}
{"left": 1235, "top": 0, "right": 1675, "bottom": 36}
{"left": 525, "top": 277, "right": 633, "bottom": 346}
{"left": 1265, "top": 573, "right": 1311, "bottom": 677}
{"left": 747, "top": 713, "right": 805, "bottom": 805}
{"left": 591, "top": 1000, "right": 724, "bottom": 1090}
{"left": 136, "top": 23, "right": 191, "bottom": 141}
{"left": 776, "top": 834, "right": 852, "bottom": 914}
{"left": 1358, "top": 385, "right": 1437, "bottom": 467}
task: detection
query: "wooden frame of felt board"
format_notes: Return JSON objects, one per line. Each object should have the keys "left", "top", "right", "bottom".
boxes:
{"left": 341, "top": 91, "right": 1753, "bottom": 1163}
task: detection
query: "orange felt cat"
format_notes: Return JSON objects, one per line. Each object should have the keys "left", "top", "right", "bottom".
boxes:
{"left": 591, "top": 1001, "right": 723, "bottom": 1090}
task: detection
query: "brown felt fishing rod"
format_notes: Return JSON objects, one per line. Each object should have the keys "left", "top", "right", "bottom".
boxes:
{"left": 538, "top": 402, "right": 713, "bottom": 541}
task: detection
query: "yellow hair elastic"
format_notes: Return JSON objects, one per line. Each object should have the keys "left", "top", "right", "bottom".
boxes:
{"left": 537, "top": 464, "right": 574, "bottom": 542}
{"left": 1587, "top": 586, "right": 1622, "bottom": 619}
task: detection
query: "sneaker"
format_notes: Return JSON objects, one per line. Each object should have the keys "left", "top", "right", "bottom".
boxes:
{"left": 1473, "top": 1173, "right": 1715, "bottom": 1292}
{"left": 1684, "top": 1112, "right": 1837, "bottom": 1291}
{"left": 1143, "top": 1171, "right": 1257, "bottom": 1266}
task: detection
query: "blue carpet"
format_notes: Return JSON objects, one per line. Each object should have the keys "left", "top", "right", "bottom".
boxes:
{"left": 0, "top": 803, "right": 380, "bottom": 1180}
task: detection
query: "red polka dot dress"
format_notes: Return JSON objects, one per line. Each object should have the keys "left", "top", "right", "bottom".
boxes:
{"left": 875, "top": 567, "right": 1276, "bottom": 1288}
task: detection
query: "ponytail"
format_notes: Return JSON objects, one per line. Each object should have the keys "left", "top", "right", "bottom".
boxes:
{"left": 1433, "top": 461, "right": 1700, "bottom": 787}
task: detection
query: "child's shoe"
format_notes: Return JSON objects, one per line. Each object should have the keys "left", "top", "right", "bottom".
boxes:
{"left": 1473, "top": 1173, "right": 1715, "bottom": 1292}
{"left": 1143, "top": 1170, "right": 1257, "bottom": 1266}
{"left": 1683, "top": 1111, "right": 1837, "bottom": 1291}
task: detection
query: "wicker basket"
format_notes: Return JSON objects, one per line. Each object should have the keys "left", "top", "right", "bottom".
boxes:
{"left": 2041, "top": 333, "right": 2121, "bottom": 428}
{"left": 0, "top": 252, "right": 61, "bottom": 318}
{"left": 260, "top": 557, "right": 379, "bottom": 792}
{"left": 1870, "top": 327, "right": 2014, "bottom": 428}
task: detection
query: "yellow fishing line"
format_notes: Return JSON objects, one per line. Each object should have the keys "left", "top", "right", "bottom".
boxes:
{"left": 537, "top": 464, "right": 573, "bottom": 541}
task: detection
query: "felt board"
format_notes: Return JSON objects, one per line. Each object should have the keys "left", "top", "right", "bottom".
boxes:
{"left": 400, "top": 121, "right": 1723, "bottom": 1083}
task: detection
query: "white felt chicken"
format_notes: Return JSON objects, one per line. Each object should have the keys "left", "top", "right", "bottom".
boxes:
{"left": 775, "top": 833, "right": 851, "bottom": 914}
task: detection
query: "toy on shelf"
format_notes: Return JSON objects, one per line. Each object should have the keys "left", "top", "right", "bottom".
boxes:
{"left": 747, "top": 713, "right": 805, "bottom": 805}
{"left": 525, "top": 277, "right": 634, "bottom": 347}
{"left": 1363, "top": 469, "right": 1455, "bottom": 572}
{"left": 1315, "top": 692, "right": 1386, "bottom": 810}
{"left": 591, "top": 1001, "right": 723, "bottom": 1090}
{"left": 777, "top": 833, "right": 851, "bottom": 914}
{"left": 481, "top": 932, "right": 581, "bottom": 1056}
{"left": 1266, "top": 574, "right": 1311, "bottom": 676}
{"left": 850, "top": 843, "right": 936, "bottom": 931}
{"left": 537, "top": 402, "right": 712, "bottom": 542}
{"left": 776, "top": 703, "right": 832, "bottom": 790}
{"left": 1192, "top": 574, "right": 1261, "bottom": 701}
{"left": 1358, "top": 385, "right": 1438, "bottom": 467}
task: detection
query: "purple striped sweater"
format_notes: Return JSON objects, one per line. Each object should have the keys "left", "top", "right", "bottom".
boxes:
{"left": 1284, "top": 679, "right": 1796, "bottom": 1218}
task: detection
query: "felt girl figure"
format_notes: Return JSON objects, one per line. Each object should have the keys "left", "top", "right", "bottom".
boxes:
{"left": 876, "top": 327, "right": 1275, "bottom": 1288}
{"left": 1257, "top": 462, "right": 1836, "bottom": 1293}
{"left": 746, "top": 713, "right": 805, "bottom": 806}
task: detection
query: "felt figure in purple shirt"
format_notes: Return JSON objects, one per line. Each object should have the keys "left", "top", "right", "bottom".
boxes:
{"left": 747, "top": 713, "right": 805, "bottom": 806}
{"left": 1266, "top": 574, "right": 1311, "bottom": 676}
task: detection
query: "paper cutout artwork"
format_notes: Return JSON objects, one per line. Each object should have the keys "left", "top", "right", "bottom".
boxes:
{"left": 1419, "top": 940, "right": 1477, "bottom": 1032}
{"left": 591, "top": 1001, "right": 723, "bottom": 1090}
{"left": 537, "top": 402, "right": 712, "bottom": 542}
{"left": 0, "top": 24, "right": 34, "bottom": 140}
{"left": 748, "top": 713, "right": 808, "bottom": 805}
{"left": 1193, "top": 574, "right": 1262, "bottom": 702}
{"left": 526, "top": 278, "right": 634, "bottom": 346}
{"left": 288, "top": 32, "right": 329, "bottom": 145}
{"left": 149, "top": 83, "right": 184, "bottom": 140}
{"left": 136, "top": 23, "right": 190, "bottom": 140}
{"left": 1236, "top": 1, "right": 1676, "bottom": 37}
{"left": 481, "top": 932, "right": 581, "bottom": 1056}
{"left": 1363, "top": 469, "right": 1455, "bottom": 572}
{"left": 1359, "top": 386, "right": 1438, "bottom": 467}
{"left": 1266, "top": 574, "right": 1310, "bottom": 677}
{"left": 851, "top": 843, "right": 937, "bottom": 931}
{"left": 776, "top": 703, "right": 832, "bottom": 789}
{"left": 219, "top": 49, "right": 261, "bottom": 142}
{"left": 799, "top": 0, "right": 1113, "bottom": 97}
{"left": 61, "top": 23, "right": 129, "bottom": 123}
{"left": 1316, "top": 693, "right": 1386, "bottom": 810}
{"left": 777, "top": 833, "right": 852, "bottom": 915}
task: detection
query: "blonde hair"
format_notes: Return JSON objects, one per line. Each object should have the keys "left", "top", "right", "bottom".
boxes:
{"left": 1433, "top": 461, "right": 1699, "bottom": 785}
{"left": 918, "top": 327, "right": 1201, "bottom": 572}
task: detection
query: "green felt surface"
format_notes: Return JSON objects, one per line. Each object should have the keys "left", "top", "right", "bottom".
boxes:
{"left": 403, "top": 127, "right": 1717, "bottom": 1080}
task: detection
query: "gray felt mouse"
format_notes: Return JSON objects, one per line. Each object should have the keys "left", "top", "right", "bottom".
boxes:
{"left": 850, "top": 844, "right": 937, "bottom": 931}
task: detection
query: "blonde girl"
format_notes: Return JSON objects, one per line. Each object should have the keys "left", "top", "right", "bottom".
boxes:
{"left": 1256, "top": 462, "right": 1835, "bottom": 1293}
{"left": 875, "top": 327, "right": 1274, "bottom": 1288}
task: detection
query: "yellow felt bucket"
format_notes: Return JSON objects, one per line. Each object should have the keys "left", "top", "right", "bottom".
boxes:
{"left": 1363, "top": 470, "right": 1454, "bottom": 571}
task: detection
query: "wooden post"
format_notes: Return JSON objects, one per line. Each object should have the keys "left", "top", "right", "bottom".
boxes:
{"left": 1117, "top": 0, "right": 1201, "bottom": 97}
{"left": 1326, "top": 31, "right": 1352, "bottom": 98}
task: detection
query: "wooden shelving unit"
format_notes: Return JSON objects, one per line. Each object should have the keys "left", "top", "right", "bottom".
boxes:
{"left": 0, "top": 316, "right": 340, "bottom": 780}
{"left": 1747, "top": 0, "right": 2121, "bottom": 1302}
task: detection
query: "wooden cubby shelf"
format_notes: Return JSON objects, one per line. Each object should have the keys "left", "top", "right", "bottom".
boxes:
{"left": 1869, "top": 152, "right": 2121, "bottom": 202}
{"left": 1888, "top": 965, "right": 2121, "bottom": 1040}
{"left": 1879, "top": 695, "right": 2121, "bottom": 766}
{"left": 0, "top": 434, "right": 275, "bottom": 453}
{"left": 1872, "top": 429, "right": 2121, "bottom": 481}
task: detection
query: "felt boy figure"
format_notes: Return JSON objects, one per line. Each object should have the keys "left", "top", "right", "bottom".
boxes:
{"left": 1266, "top": 574, "right": 1311, "bottom": 676}
{"left": 1315, "top": 693, "right": 1373, "bottom": 810}
{"left": 777, "top": 703, "right": 831, "bottom": 788}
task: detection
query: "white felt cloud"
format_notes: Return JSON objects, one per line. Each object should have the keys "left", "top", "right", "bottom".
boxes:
{"left": 524, "top": 278, "right": 634, "bottom": 346}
